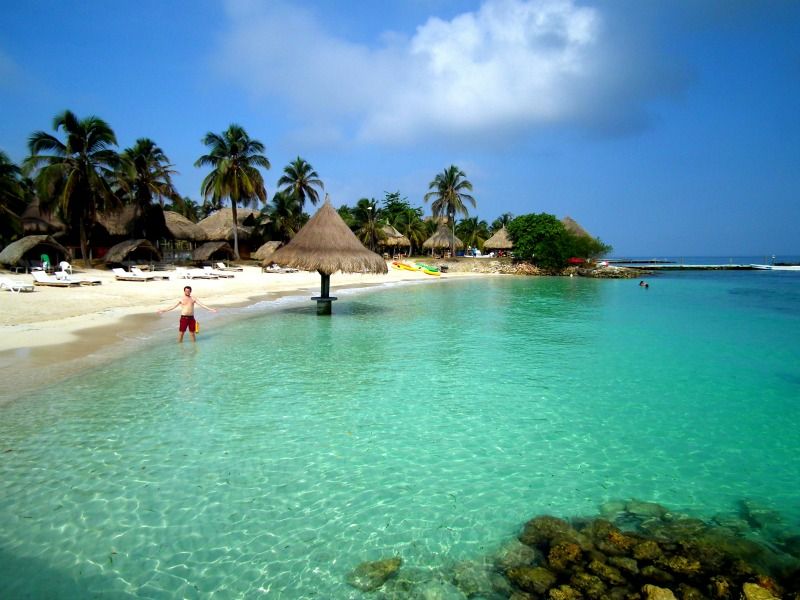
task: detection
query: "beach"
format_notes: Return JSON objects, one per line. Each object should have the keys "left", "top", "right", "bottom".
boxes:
{"left": 0, "top": 264, "right": 486, "bottom": 401}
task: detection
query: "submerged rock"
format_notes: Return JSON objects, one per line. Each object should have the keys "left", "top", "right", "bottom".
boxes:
{"left": 642, "top": 584, "right": 678, "bottom": 600}
{"left": 346, "top": 556, "right": 402, "bottom": 591}
{"left": 741, "top": 582, "right": 779, "bottom": 600}
{"left": 506, "top": 566, "right": 557, "bottom": 595}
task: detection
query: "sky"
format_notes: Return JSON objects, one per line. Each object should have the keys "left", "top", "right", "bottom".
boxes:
{"left": 1, "top": 0, "right": 799, "bottom": 256}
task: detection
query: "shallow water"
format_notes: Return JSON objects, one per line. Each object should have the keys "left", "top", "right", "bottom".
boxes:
{"left": 1, "top": 272, "right": 799, "bottom": 598}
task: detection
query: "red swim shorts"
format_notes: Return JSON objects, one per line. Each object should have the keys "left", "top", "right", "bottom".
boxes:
{"left": 179, "top": 315, "right": 196, "bottom": 333}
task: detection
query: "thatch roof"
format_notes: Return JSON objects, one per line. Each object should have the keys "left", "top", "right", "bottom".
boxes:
{"left": 20, "top": 199, "right": 66, "bottom": 235}
{"left": 197, "top": 208, "right": 259, "bottom": 241}
{"left": 192, "top": 241, "right": 234, "bottom": 262}
{"left": 269, "top": 200, "right": 388, "bottom": 275}
{"left": 254, "top": 240, "right": 283, "bottom": 263}
{"left": 97, "top": 205, "right": 137, "bottom": 237}
{"left": 164, "top": 211, "right": 206, "bottom": 242}
{"left": 561, "top": 216, "right": 591, "bottom": 239}
{"left": 0, "top": 235, "right": 71, "bottom": 266}
{"left": 381, "top": 224, "right": 411, "bottom": 247}
{"left": 483, "top": 226, "right": 513, "bottom": 250}
{"left": 103, "top": 239, "right": 162, "bottom": 264}
{"left": 423, "top": 224, "right": 464, "bottom": 250}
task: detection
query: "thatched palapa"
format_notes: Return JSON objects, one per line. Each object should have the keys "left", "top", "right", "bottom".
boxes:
{"left": 192, "top": 241, "right": 234, "bottom": 262}
{"left": 197, "top": 208, "right": 259, "bottom": 241}
{"left": 381, "top": 225, "right": 411, "bottom": 248}
{"left": 164, "top": 211, "right": 206, "bottom": 242}
{"left": 483, "top": 226, "right": 513, "bottom": 250}
{"left": 103, "top": 239, "right": 161, "bottom": 264}
{"left": 254, "top": 241, "right": 283, "bottom": 263}
{"left": 561, "top": 216, "right": 591, "bottom": 239}
{"left": 423, "top": 224, "right": 464, "bottom": 251}
{"left": 269, "top": 199, "right": 387, "bottom": 314}
{"left": 0, "top": 235, "right": 72, "bottom": 268}
{"left": 20, "top": 199, "right": 66, "bottom": 235}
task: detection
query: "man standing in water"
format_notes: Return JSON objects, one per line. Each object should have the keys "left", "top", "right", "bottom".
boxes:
{"left": 157, "top": 285, "right": 217, "bottom": 342}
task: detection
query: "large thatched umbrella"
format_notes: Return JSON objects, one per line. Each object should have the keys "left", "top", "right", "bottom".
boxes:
{"left": 483, "top": 226, "right": 513, "bottom": 251}
{"left": 269, "top": 199, "right": 388, "bottom": 315}
{"left": 561, "top": 216, "right": 591, "bottom": 239}
{"left": 423, "top": 224, "right": 464, "bottom": 255}
{"left": 192, "top": 241, "right": 234, "bottom": 263}
{"left": 164, "top": 211, "right": 206, "bottom": 242}
{"left": 103, "top": 239, "right": 161, "bottom": 265}
{"left": 0, "top": 235, "right": 71, "bottom": 270}
{"left": 254, "top": 240, "right": 283, "bottom": 263}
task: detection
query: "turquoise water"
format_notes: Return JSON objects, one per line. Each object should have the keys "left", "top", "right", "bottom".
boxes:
{"left": 1, "top": 271, "right": 799, "bottom": 598}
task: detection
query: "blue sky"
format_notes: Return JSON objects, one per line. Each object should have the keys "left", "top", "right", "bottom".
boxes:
{"left": 1, "top": 0, "right": 798, "bottom": 256}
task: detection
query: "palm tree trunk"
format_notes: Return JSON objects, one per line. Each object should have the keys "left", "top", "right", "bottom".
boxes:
{"left": 79, "top": 219, "right": 90, "bottom": 268}
{"left": 231, "top": 203, "right": 240, "bottom": 260}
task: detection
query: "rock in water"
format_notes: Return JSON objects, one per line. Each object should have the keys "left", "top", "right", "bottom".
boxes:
{"left": 642, "top": 584, "right": 678, "bottom": 600}
{"left": 346, "top": 557, "right": 402, "bottom": 591}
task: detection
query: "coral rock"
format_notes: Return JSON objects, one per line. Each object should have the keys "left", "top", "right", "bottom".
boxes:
{"left": 346, "top": 556, "right": 402, "bottom": 592}
{"left": 741, "top": 582, "right": 779, "bottom": 600}
{"left": 549, "top": 541, "right": 584, "bottom": 571}
{"left": 507, "top": 565, "right": 558, "bottom": 595}
{"left": 549, "top": 584, "right": 584, "bottom": 600}
{"left": 642, "top": 584, "right": 678, "bottom": 600}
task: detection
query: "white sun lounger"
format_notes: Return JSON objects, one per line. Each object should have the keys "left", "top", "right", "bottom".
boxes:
{"left": 203, "top": 266, "right": 234, "bottom": 278}
{"left": 32, "top": 271, "right": 81, "bottom": 287}
{"left": 175, "top": 267, "right": 218, "bottom": 279}
{"left": 131, "top": 267, "right": 170, "bottom": 280}
{"left": 215, "top": 262, "right": 243, "bottom": 272}
{"left": 0, "top": 276, "right": 35, "bottom": 293}
{"left": 112, "top": 267, "right": 155, "bottom": 281}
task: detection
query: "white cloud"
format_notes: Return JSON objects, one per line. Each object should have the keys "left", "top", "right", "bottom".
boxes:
{"left": 216, "top": 0, "right": 680, "bottom": 144}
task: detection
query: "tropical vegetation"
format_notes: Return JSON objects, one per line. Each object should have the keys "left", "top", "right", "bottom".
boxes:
{"left": 1, "top": 108, "right": 611, "bottom": 271}
{"left": 25, "top": 110, "right": 120, "bottom": 265}
{"left": 195, "top": 124, "right": 270, "bottom": 259}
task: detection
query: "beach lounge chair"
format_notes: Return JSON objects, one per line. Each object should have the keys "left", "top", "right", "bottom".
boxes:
{"left": 175, "top": 267, "right": 218, "bottom": 279}
{"left": 215, "top": 262, "right": 243, "bottom": 272}
{"left": 31, "top": 271, "right": 81, "bottom": 287}
{"left": 0, "top": 276, "right": 35, "bottom": 293}
{"left": 113, "top": 267, "right": 155, "bottom": 281}
{"left": 203, "top": 266, "right": 234, "bottom": 278}
{"left": 131, "top": 267, "right": 170, "bottom": 280}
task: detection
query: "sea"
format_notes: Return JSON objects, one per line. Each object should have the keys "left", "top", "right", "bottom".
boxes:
{"left": 1, "top": 257, "right": 799, "bottom": 598}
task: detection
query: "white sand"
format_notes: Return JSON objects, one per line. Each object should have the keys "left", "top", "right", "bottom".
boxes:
{"left": 0, "top": 264, "right": 482, "bottom": 353}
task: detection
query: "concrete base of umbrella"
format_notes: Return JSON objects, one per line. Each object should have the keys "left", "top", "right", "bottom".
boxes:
{"left": 311, "top": 272, "right": 338, "bottom": 315}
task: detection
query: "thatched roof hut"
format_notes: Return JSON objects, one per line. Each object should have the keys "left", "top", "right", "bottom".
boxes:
{"left": 254, "top": 241, "right": 283, "bottom": 263}
{"left": 164, "top": 211, "right": 206, "bottom": 242}
{"left": 269, "top": 199, "right": 388, "bottom": 314}
{"left": 561, "top": 216, "right": 591, "bottom": 239}
{"left": 103, "top": 239, "right": 161, "bottom": 264}
{"left": 381, "top": 224, "right": 411, "bottom": 248}
{"left": 192, "top": 241, "right": 234, "bottom": 262}
{"left": 423, "top": 224, "right": 464, "bottom": 251}
{"left": 95, "top": 205, "right": 168, "bottom": 242}
{"left": 483, "top": 226, "right": 513, "bottom": 250}
{"left": 20, "top": 199, "right": 66, "bottom": 235}
{"left": 0, "top": 235, "right": 71, "bottom": 268}
{"left": 196, "top": 208, "right": 259, "bottom": 242}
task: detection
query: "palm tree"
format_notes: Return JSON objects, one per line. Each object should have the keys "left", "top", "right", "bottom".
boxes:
{"left": 392, "top": 207, "right": 427, "bottom": 256}
{"left": 117, "top": 138, "right": 181, "bottom": 238}
{"left": 491, "top": 212, "right": 514, "bottom": 233}
{"left": 352, "top": 198, "right": 383, "bottom": 251}
{"left": 456, "top": 217, "right": 491, "bottom": 251}
{"left": 0, "top": 151, "right": 26, "bottom": 245}
{"left": 25, "top": 110, "right": 120, "bottom": 265}
{"left": 266, "top": 189, "right": 306, "bottom": 242}
{"left": 424, "top": 165, "right": 476, "bottom": 257}
{"left": 195, "top": 124, "right": 270, "bottom": 259}
{"left": 277, "top": 157, "right": 323, "bottom": 212}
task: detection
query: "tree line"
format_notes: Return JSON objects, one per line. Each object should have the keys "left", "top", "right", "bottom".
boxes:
{"left": 1, "top": 109, "right": 610, "bottom": 267}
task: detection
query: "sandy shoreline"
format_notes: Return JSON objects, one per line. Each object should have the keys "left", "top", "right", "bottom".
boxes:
{"left": 0, "top": 264, "right": 488, "bottom": 403}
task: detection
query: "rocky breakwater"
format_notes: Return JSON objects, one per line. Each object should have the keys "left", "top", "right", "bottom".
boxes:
{"left": 346, "top": 500, "right": 799, "bottom": 599}
{"left": 505, "top": 507, "right": 798, "bottom": 600}
{"left": 429, "top": 259, "right": 643, "bottom": 278}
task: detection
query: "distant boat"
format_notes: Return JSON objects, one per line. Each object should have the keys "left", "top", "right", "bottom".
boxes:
{"left": 751, "top": 264, "right": 800, "bottom": 271}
